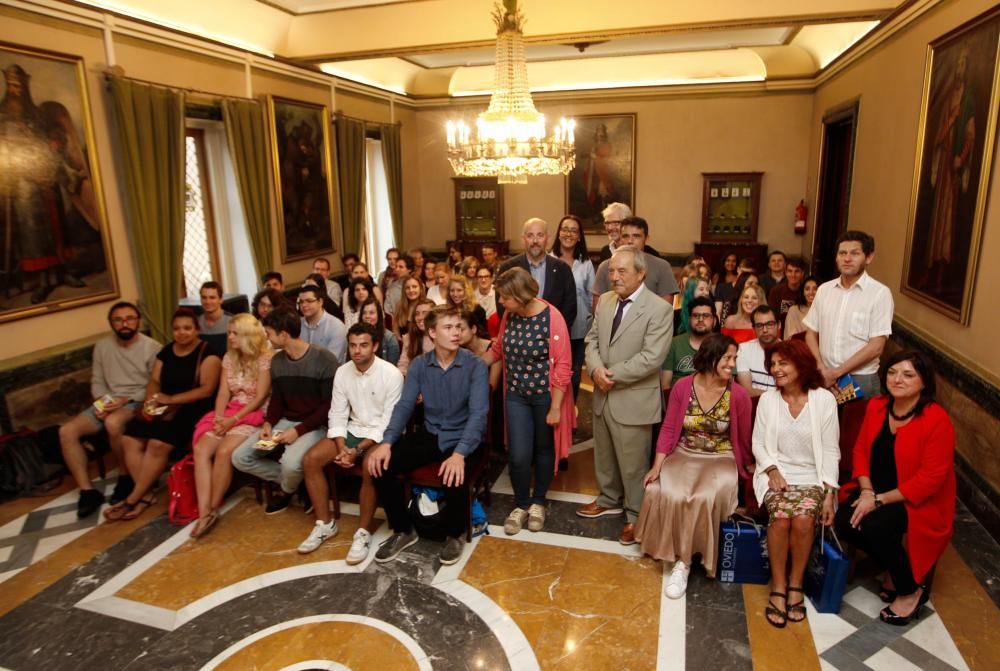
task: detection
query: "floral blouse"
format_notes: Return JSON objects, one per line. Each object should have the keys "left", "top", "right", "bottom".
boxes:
{"left": 678, "top": 384, "right": 733, "bottom": 454}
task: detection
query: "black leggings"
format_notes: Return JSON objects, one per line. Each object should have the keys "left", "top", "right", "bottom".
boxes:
{"left": 835, "top": 492, "right": 918, "bottom": 595}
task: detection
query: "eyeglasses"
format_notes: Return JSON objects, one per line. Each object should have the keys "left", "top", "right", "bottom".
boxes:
{"left": 753, "top": 320, "right": 778, "bottom": 330}
{"left": 110, "top": 316, "right": 139, "bottom": 325}
{"left": 604, "top": 219, "right": 623, "bottom": 225}
{"left": 690, "top": 313, "right": 714, "bottom": 321}
{"left": 561, "top": 228, "right": 581, "bottom": 235}
{"left": 297, "top": 298, "right": 319, "bottom": 305}
{"left": 477, "top": 273, "right": 492, "bottom": 279}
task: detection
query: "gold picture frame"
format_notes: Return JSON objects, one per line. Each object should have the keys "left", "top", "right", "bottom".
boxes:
{"left": 565, "top": 113, "right": 637, "bottom": 235}
{"left": 901, "top": 7, "right": 1000, "bottom": 325}
{"left": 266, "top": 95, "right": 337, "bottom": 262}
{"left": 0, "top": 41, "right": 118, "bottom": 324}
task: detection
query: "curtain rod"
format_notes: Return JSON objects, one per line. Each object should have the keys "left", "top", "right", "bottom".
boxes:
{"left": 334, "top": 111, "right": 400, "bottom": 127}
{"left": 101, "top": 69, "right": 258, "bottom": 103}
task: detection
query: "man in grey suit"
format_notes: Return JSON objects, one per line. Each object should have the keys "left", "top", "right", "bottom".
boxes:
{"left": 497, "top": 218, "right": 577, "bottom": 329}
{"left": 580, "top": 246, "right": 673, "bottom": 545}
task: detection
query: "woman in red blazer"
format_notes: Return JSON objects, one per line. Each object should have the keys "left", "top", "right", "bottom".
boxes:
{"left": 835, "top": 349, "right": 956, "bottom": 626}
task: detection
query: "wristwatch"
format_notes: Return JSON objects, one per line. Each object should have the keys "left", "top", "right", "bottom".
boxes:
{"left": 873, "top": 494, "right": 883, "bottom": 509}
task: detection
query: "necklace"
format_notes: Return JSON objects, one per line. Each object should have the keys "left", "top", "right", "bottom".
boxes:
{"left": 888, "top": 399, "right": 918, "bottom": 421}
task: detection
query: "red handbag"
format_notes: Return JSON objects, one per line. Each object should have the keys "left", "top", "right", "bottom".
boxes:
{"left": 166, "top": 454, "right": 198, "bottom": 525}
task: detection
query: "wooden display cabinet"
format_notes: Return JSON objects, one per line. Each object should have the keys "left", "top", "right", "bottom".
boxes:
{"left": 453, "top": 177, "right": 504, "bottom": 241}
{"left": 701, "top": 172, "right": 762, "bottom": 243}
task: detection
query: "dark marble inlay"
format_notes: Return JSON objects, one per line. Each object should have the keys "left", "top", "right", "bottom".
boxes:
{"left": 889, "top": 637, "right": 961, "bottom": 671}
{"left": 130, "top": 573, "right": 511, "bottom": 671}
{"left": 685, "top": 603, "right": 752, "bottom": 670}
{"left": 950, "top": 499, "right": 1000, "bottom": 608}
{"left": 487, "top": 492, "right": 626, "bottom": 542}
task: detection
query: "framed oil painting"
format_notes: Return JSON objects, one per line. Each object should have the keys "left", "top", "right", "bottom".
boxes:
{"left": 267, "top": 95, "right": 336, "bottom": 262}
{"left": 565, "top": 113, "right": 636, "bottom": 235}
{"left": 901, "top": 7, "right": 1000, "bottom": 324}
{"left": 0, "top": 42, "right": 118, "bottom": 324}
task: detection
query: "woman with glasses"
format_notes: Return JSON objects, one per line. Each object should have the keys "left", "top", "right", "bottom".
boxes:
{"left": 551, "top": 214, "right": 594, "bottom": 401}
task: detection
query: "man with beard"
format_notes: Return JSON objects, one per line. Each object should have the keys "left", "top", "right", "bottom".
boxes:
{"left": 736, "top": 305, "right": 782, "bottom": 397}
{"left": 660, "top": 296, "right": 717, "bottom": 391}
{"left": 59, "top": 302, "right": 160, "bottom": 518}
{"left": 496, "top": 218, "right": 576, "bottom": 328}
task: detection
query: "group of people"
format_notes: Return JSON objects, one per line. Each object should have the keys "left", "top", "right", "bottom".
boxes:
{"left": 56, "top": 204, "right": 956, "bottom": 628}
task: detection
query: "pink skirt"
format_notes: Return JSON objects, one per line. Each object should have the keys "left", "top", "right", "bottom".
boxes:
{"left": 192, "top": 400, "right": 266, "bottom": 445}
{"left": 635, "top": 448, "right": 738, "bottom": 576}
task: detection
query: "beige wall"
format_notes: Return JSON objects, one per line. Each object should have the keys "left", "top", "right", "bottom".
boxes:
{"left": 415, "top": 94, "right": 814, "bottom": 255}
{"left": 0, "top": 5, "right": 404, "bottom": 361}
{"left": 804, "top": 0, "right": 1000, "bottom": 380}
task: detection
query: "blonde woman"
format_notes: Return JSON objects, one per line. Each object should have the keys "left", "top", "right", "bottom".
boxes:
{"left": 393, "top": 276, "right": 426, "bottom": 339}
{"left": 722, "top": 284, "right": 766, "bottom": 344}
{"left": 190, "top": 313, "right": 273, "bottom": 537}
{"left": 447, "top": 274, "right": 488, "bottom": 326}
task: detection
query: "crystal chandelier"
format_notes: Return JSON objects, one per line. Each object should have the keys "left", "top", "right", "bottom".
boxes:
{"left": 446, "top": 0, "right": 576, "bottom": 184}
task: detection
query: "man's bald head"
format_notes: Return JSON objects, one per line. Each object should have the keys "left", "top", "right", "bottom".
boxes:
{"left": 522, "top": 218, "right": 549, "bottom": 262}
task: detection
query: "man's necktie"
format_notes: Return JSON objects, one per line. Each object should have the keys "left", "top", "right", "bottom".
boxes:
{"left": 610, "top": 298, "right": 631, "bottom": 340}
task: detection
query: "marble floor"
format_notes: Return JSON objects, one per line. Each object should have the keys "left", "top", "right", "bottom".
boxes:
{"left": 0, "top": 409, "right": 999, "bottom": 669}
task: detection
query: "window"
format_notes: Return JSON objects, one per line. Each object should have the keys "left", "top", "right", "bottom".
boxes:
{"left": 182, "top": 122, "right": 257, "bottom": 300}
{"left": 183, "top": 129, "right": 219, "bottom": 296}
{"left": 364, "top": 137, "right": 396, "bottom": 267}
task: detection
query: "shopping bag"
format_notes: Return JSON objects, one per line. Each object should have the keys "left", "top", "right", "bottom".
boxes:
{"left": 166, "top": 454, "right": 198, "bottom": 526}
{"left": 717, "top": 514, "right": 770, "bottom": 584}
{"left": 805, "top": 526, "right": 850, "bottom": 613}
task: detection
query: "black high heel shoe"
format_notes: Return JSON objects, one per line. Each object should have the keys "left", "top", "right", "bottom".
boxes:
{"left": 879, "top": 586, "right": 929, "bottom": 626}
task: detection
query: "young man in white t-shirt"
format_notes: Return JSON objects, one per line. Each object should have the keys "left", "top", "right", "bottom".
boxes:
{"left": 736, "top": 305, "right": 781, "bottom": 397}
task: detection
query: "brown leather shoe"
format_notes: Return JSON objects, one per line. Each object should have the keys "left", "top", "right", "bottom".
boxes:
{"left": 619, "top": 523, "right": 637, "bottom": 545}
{"left": 576, "top": 500, "right": 624, "bottom": 518}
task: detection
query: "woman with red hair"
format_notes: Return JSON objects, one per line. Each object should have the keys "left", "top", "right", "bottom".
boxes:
{"left": 752, "top": 339, "right": 840, "bottom": 627}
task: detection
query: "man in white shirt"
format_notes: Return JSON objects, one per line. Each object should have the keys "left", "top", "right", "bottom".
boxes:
{"left": 298, "top": 323, "right": 404, "bottom": 560}
{"left": 475, "top": 266, "right": 497, "bottom": 318}
{"left": 804, "top": 230, "right": 893, "bottom": 399}
{"left": 736, "top": 305, "right": 781, "bottom": 397}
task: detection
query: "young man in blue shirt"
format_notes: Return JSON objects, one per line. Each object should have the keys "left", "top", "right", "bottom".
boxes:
{"left": 367, "top": 304, "right": 490, "bottom": 565}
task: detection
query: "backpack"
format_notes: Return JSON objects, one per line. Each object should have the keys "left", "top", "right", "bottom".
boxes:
{"left": 0, "top": 429, "right": 62, "bottom": 501}
{"left": 166, "top": 454, "right": 198, "bottom": 525}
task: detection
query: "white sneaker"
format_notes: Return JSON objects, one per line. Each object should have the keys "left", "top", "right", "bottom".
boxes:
{"left": 346, "top": 528, "right": 372, "bottom": 565}
{"left": 527, "top": 503, "right": 546, "bottom": 532}
{"left": 664, "top": 560, "right": 690, "bottom": 599}
{"left": 297, "top": 519, "right": 337, "bottom": 554}
{"left": 504, "top": 508, "right": 529, "bottom": 535}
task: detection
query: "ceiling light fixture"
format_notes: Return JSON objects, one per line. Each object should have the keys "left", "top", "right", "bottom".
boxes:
{"left": 446, "top": 0, "right": 575, "bottom": 184}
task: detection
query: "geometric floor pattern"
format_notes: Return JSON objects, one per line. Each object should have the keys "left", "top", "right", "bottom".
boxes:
{"left": 0, "top": 436, "right": 998, "bottom": 669}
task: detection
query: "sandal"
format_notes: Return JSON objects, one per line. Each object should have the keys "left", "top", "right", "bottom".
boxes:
{"left": 121, "top": 495, "right": 157, "bottom": 521}
{"left": 787, "top": 586, "right": 807, "bottom": 623}
{"left": 190, "top": 511, "right": 218, "bottom": 539}
{"left": 103, "top": 500, "right": 132, "bottom": 521}
{"left": 765, "top": 591, "right": 787, "bottom": 628}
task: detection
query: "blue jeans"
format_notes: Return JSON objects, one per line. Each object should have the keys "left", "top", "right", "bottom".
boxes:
{"left": 231, "top": 418, "right": 326, "bottom": 494}
{"left": 505, "top": 389, "right": 555, "bottom": 508}
{"left": 570, "top": 338, "right": 586, "bottom": 401}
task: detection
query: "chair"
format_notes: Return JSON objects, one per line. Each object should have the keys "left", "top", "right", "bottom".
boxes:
{"left": 402, "top": 441, "right": 492, "bottom": 542}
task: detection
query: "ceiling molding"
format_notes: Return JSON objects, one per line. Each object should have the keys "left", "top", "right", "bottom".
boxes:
{"left": 295, "top": 9, "right": 894, "bottom": 64}
{"left": 257, "top": 0, "right": 432, "bottom": 17}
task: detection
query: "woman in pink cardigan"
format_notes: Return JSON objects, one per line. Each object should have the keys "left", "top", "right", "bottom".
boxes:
{"left": 636, "top": 333, "right": 752, "bottom": 599}
{"left": 482, "top": 268, "right": 574, "bottom": 536}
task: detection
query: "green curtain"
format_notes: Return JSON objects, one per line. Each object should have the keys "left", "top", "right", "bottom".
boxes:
{"left": 222, "top": 98, "right": 273, "bottom": 277}
{"left": 379, "top": 123, "right": 403, "bottom": 248}
{"left": 109, "top": 77, "right": 186, "bottom": 342}
{"left": 336, "top": 117, "right": 367, "bottom": 256}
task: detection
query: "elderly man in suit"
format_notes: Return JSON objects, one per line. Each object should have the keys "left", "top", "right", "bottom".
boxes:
{"left": 580, "top": 245, "right": 673, "bottom": 544}
{"left": 497, "top": 218, "right": 577, "bottom": 329}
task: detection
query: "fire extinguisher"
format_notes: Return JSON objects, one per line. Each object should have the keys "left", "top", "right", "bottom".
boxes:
{"left": 794, "top": 199, "right": 808, "bottom": 235}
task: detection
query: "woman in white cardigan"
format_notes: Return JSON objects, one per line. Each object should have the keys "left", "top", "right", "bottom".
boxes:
{"left": 752, "top": 339, "right": 840, "bottom": 628}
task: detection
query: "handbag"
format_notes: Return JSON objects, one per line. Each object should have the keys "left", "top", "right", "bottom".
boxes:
{"left": 717, "top": 513, "right": 770, "bottom": 584}
{"left": 166, "top": 454, "right": 198, "bottom": 525}
{"left": 805, "top": 525, "right": 850, "bottom": 613}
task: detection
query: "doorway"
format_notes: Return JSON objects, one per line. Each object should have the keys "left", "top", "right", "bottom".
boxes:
{"left": 812, "top": 101, "right": 860, "bottom": 280}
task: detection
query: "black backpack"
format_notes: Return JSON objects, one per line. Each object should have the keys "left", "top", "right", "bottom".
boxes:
{"left": 0, "top": 430, "right": 62, "bottom": 501}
